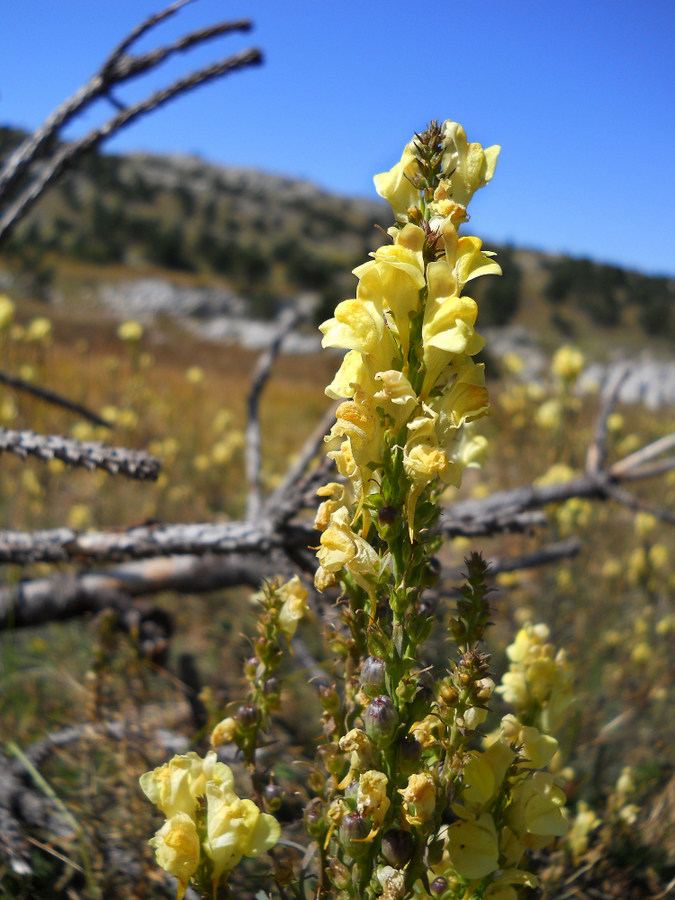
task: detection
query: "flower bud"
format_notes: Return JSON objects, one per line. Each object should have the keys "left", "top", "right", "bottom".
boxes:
{"left": 263, "top": 783, "right": 284, "bottom": 813}
{"left": 397, "top": 735, "right": 422, "bottom": 773}
{"left": 339, "top": 812, "right": 370, "bottom": 857}
{"left": 236, "top": 703, "right": 258, "bottom": 728}
{"left": 381, "top": 828, "right": 414, "bottom": 867}
{"left": 361, "top": 656, "right": 387, "bottom": 691}
{"left": 319, "top": 684, "right": 341, "bottom": 716}
{"left": 430, "top": 877, "right": 448, "bottom": 896}
{"left": 364, "top": 695, "right": 399, "bottom": 747}
{"left": 304, "top": 798, "right": 324, "bottom": 837}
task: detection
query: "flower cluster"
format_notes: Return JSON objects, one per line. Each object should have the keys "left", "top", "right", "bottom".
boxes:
{"left": 306, "top": 122, "right": 574, "bottom": 900}
{"left": 140, "top": 751, "right": 280, "bottom": 899}
{"left": 315, "top": 120, "right": 499, "bottom": 602}
{"left": 496, "top": 622, "right": 576, "bottom": 736}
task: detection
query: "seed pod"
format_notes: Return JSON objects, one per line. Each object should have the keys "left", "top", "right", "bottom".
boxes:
{"left": 364, "top": 695, "right": 399, "bottom": 747}
{"left": 381, "top": 828, "right": 414, "bottom": 867}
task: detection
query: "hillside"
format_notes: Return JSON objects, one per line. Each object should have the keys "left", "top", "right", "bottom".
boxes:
{"left": 1, "top": 125, "right": 673, "bottom": 362}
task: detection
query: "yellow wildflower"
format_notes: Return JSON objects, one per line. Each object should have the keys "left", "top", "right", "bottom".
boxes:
{"left": 148, "top": 812, "right": 200, "bottom": 900}
{"left": 203, "top": 782, "right": 280, "bottom": 883}
{"left": 399, "top": 772, "right": 436, "bottom": 826}
{"left": 117, "top": 320, "right": 143, "bottom": 342}
{"left": 357, "top": 770, "right": 390, "bottom": 829}
{"left": 446, "top": 812, "right": 500, "bottom": 880}
{"left": 211, "top": 717, "right": 237, "bottom": 747}
{"left": 277, "top": 575, "right": 309, "bottom": 638}
{"left": 373, "top": 140, "right": 422, "bottom": 220}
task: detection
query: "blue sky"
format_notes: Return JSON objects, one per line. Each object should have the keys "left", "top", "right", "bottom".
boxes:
{"left": 1, "top": 0, "right": 674, "bottom": 276}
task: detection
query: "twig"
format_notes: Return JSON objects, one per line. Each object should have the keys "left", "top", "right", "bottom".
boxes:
{"left": 245, "top": 307, "right": 304, "bottom": 522}
{"left": 0, "top": 427, "right": 160, "bottom": 479}
{"left": 585, "top": 363, "right": 631, "bottom": 473}
{"left": 0, "top": 48, "right": 262, "bottom": 246}
{"left": 609, "top": 432, "right": 675, "bottom": 478}
{"left": 0, "top": 370, "right": 111, "bottom": 428}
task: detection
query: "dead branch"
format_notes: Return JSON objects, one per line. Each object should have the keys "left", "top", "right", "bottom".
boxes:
{"left": 0, "top": 553, "right": 273, "bottom": 629}
{"left": 585, "top": 363, "right": 631, "bottom": 473}
{"left": 0, "top": 371, "right": 112, "bottom": 428}
{"left": 0, "top": 2, "right": 262, "bottom": 246}
{"left": 0, "top": 423, "right": 672, "bottom": 565}
{"left": 245, "top": 307, "right": 304, "bottom": 522}
{"left": 0, "top": 427, "right": 160, "bottom": 479}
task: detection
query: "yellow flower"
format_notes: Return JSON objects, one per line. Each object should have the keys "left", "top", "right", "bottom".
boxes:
{"left": 356, "top": 223, "right": 426, "bottom": 353}
{"left": 277, "top": 575, "right": 309, "bottom": 638}
{"left": 211, "top": 717, "right": 237, "bottom": 747}
{"left": 148, "top": 812, "right": 200, "bottom": 900}
{"left": 566, "top": 801, "right": 600, "bottom": 861}
{"left": 373, "top": 140, "right": 422, "bottom": 220}
{"left": 140, "top": 755, "right": 201, "bottom": 819}
{"left": 446, "top": 812, "right": 499, "bottom": 880}
{"left": 316, "top": 506, "right": 379, "bottom": 577}
{"left": 357, "top": 770, "right": 390, "bottom": 828}
{"left": 186, "top": 366, "right": 205, "bottom": 385}
{"left": 506, "top": 771, "right": 568, "bottom": 842}
{"left": 551, "top": 345, "right": 584, "bottom": 381}
{"left": 461, "top": 740, "right": 516, "bottom": 809}
{"left": 25, "top": 317, "right": 52, "bottom": 343}
{"left": 319, "top": 297, "right": 396, "bottom": 377}
{"left": 117, "top": 320, "right": 143, "bottom": 342}
{"left": 441, "top": 121, "right": 500, "bottom": 210}
{"left": 398, "top": 772, "right": 436, "bottom": 826}
{"left": 203, "top": 782, "right": 280, "bottom": 882}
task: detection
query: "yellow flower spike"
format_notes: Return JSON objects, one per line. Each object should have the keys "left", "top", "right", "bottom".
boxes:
{"left": 373, "top": 140, "right": 422, "bottom": 220}
{"left": 148, "top": 812, "right": 201, "bottom": 900}
{"left": 446, "top": 812, "right": 500, "bottom": 880}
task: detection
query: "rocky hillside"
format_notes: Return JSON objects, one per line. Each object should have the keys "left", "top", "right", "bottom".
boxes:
{"left": 1, "top": 125, "right": 674, "bottom": 365}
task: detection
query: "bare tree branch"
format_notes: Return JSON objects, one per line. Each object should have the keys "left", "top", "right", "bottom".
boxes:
{"left": 0, "top": 0, "right": 262, "bottom": 246}
{"left": 0, "top": 48, "right": 262, "bottom": 246}
{"left": 586, "top": 363, "right": 631, "bottom": 473}
{"left": 609, "top": 433, "right": 675, "bottom": 478}
{"left": 245, "top": 307, "right": 304, "bottom": 522}
{"left": 0, "top": 371, "right": 112, "bottom": 428}
{"left": 0, "top": 427, "right": 160, "bottom": 479}
{"left": 0, "top": 553, "right": 273, "bottom": 629}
